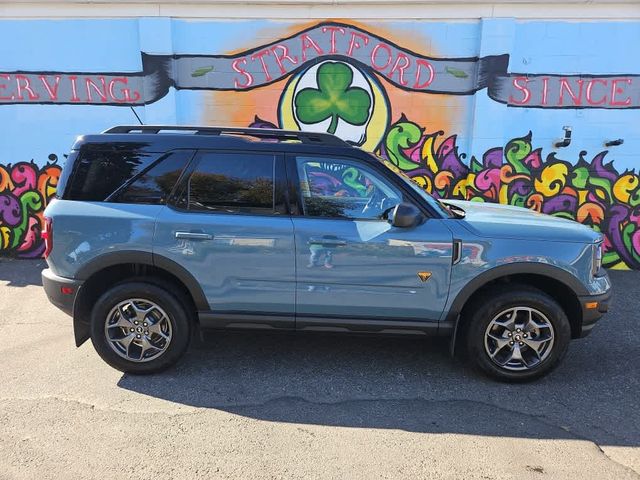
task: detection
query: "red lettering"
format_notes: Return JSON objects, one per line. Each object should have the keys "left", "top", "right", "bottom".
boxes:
{"left": 322, "top": 26, "right": 345, "bottom": 54}
{"left": 109, "top": 77, "right": 140, "bottom": 103}
{"left": 39, "top": 75, "right": 61, "bottom": 101}
{"left": 370, "top": 43, "right": 392, "bottom": 71}
{"left": 541, "top": 77, "right": 549, "bottom": 105}
{"left": 15, "top": 75, "right": 39, "bottom": 100}
{"left": 232, "top": 58, "right": 254, "bottom": 89}
{"left": 509, "top": 76, "right": 531, "bottom": 105}
{"left": 388, "top": 53, "right": 411, "bottom": 86}
{"left": 586, "top": 78, "right": 607, "bottom": 106}
{"left": 558, "top": 78, "right": 583, "bottom": 106}
{"left": 69, "top": 76, "right": 80, "bottom": 102}
{"left": 300, "top": 34, "right": 323, "bottom": 61}
{"left": 85, "top": 77, "right": 108, "bottom": 102}
{"left": 347, "top": 32, "right": 369, "bottom": 57}
{"left": 270, "top": 44, "right": 298, "bottom": 75}
{"left": 610, "top": 78, "right": 632, "bottom": 106}
{"left": 413, "top": 59, "right": 435, "bottom": 89}
{"left": 0, "top": 74, "right": 15, "bottom": 100}
{"left": 251, "top": 48, "right": 273, "bottom": 82}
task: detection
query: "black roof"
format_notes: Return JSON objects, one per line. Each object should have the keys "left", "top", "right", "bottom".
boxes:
{"left": 72, "top": 125, "right": 369, "bottom": 159}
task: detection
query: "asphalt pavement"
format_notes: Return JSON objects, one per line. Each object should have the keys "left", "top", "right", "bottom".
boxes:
{"left": 0, "top": 258, "right": 638, "bottom": 479}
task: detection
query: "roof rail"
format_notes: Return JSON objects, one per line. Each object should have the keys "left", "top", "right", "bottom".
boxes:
{"left": 102, "top": 125, "right": 350, "bottom": 147}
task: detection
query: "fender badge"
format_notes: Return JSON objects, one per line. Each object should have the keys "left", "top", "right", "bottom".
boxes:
{"left": 417, "top": 271, "right": 432, "bottom": 282}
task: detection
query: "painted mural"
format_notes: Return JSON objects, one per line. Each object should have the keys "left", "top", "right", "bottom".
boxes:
{"left": 0, "top": 156, "right": 61, "bottom": 258}
{"left": 0, "top": 19, "right": 638, "bottom": 268}
{"left": 380, "top": 122, "right": 640, "bottom": 270}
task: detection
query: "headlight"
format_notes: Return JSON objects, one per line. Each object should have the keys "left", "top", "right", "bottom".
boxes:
{"left": 592, "top": 241, "right": 603, "bottom": 276}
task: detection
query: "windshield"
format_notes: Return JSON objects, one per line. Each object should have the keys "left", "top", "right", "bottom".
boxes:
{"left": 373, "top": 154, "right": 454, "bottom": 218}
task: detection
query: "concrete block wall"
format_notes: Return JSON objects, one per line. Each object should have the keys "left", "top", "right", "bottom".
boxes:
{"left": 0, "top": 3, "right": 639, "bottom": 268}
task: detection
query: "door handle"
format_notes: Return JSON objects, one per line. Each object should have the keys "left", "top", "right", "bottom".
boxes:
{"left": 309, "top": 236, "right": 348, "bottom": 247}
{"left": 175, "top": 231, "right": 213, "bottom": 240}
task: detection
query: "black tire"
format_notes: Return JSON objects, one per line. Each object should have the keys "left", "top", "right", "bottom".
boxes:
{"left": 90, "top": 281, "right": 192, "bottom": 374}
{"left": 464, "top": 285, "right": 571, "bottom": 382}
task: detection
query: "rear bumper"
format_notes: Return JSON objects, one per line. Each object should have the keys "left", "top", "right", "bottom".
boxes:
{"left": 42, "top": 268, "right": 83, "bottom": 317}
{"left": 577, "top": 288, "right": 612, "bottom": 338}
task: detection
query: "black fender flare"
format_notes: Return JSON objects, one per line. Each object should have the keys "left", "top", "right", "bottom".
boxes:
{"left": 75, "top": 250, "right": 209, "bottom": 311}
{"left": 446, "top": 262, "right": 587, "bottom": 355}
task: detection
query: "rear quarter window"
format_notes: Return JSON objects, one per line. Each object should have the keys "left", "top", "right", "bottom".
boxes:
{"left": 114, "top": 150, "right": 192, "bottom": 204}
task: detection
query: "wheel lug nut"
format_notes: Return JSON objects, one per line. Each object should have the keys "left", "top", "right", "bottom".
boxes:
{"left": 130, "top": 328, "right": 135, "bottom": 332}
{"left": 519, "top": 342, "right": 524, "bottom": 346}
{"left": 143, "top": 323, "right": 148, "bottom": 327}
{"left": 136, "top": 334, "right": 141, "bottom": 338}
{"left": 508, "top": 333, "right": 512, "bottom": 337}
{"left": 523, "top": 333, "right": 528, "bottom": 338}
{"left": 509, "top": 341, "right": 514, "bottom": 346}
{"left": 134, "top": 321, "right": 139, "bottom": 325}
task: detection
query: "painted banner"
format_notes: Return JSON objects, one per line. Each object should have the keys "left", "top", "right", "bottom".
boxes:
{"left": 0, "top": 22, "right": 638, "bottom": 109}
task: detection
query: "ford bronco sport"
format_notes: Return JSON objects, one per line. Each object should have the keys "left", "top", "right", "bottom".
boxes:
{"left": 41, "top": 125, "right": 612, "bottom": 381}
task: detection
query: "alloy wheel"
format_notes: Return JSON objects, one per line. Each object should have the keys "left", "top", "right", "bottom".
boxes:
{"left": 104, "top": 298, "right": 173, "bottom": 363}
{"left": 484, "top": 306, "right": 555, "bottom": 371}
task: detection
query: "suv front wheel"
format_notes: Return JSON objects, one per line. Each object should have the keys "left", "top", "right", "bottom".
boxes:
{"left": 90, "top": 282, "right": 191, "bottom": 374}
{"left": 465, "top": 286, "right": 571, "bottom": 382}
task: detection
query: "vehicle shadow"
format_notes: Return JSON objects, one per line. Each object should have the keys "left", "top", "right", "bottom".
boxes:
{"left": 1, "top": 258, "right": 634, "bottom": 447}
{"left": 0, "top": 258, "right": 45, "bottom": 287}
{"left": 118, "top": 270, "right": 639, "bottom": 448}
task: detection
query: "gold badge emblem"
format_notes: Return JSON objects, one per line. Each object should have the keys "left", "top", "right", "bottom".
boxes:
{"left": 417, "top": 271, "right": 432, "bottom": 282}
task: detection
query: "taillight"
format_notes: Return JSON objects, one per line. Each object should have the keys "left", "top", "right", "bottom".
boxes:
{"left": 42, "top": 216, "right": 53, "bottom": 258}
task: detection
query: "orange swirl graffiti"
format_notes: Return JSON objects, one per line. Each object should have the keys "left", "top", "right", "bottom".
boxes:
{"left": 500, "top": 164, "right": 529, "bottom": 184}
{"left": 434, "top": 171, "right": 454, "bottom": 191}
{"left": 577, "top": 202, "right": 605, "bottom": 224}
{"left": 0, "top": 165, "right": 13, "bottom": 191}
{"left": 526, "top": 193, "right": 544, "bottom": 212}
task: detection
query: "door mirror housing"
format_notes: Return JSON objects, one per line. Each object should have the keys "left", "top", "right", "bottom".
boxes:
{"left": 389, "top": 202, "right": 423, "bottom": 228}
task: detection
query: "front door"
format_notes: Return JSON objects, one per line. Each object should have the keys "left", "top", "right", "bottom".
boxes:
{"left": 154, "top": 150, "right": 295, "bottom": 328}
{"left": 289, "top": 155, "right": 453, "bottom": 331}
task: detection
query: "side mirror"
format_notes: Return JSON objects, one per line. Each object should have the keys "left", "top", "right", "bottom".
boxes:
{"left": 389, "top": 202, "right": 423, "bottom": 228}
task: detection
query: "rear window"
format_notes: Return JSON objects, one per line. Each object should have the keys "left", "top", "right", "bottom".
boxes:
{"left": 63, "top": 147, "right": 161, "bottom": 201}
{"left": 62, "top": 146, "right": 189, "bottom": 202}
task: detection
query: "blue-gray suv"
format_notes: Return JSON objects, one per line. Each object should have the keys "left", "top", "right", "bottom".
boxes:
{"left": 41, "top": 125, "right": 612, "bottom": 381}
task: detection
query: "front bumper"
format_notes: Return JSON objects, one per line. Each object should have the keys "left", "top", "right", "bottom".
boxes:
{"left": 577, "top": 288, "right": 612, "bottom": 338}
{"left": 42, "top": 268, "right": 83, "bottom": 317}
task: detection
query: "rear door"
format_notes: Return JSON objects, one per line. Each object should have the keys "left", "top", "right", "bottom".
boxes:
{"left": 154, "top": 150, "right": 296, "bottom": 329}
{"left": 288, "top": 154, "right": 453, "bottom": 331}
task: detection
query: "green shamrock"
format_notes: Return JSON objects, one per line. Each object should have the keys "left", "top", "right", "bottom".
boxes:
{"left": 295, "top": 62, "right": 371, "bottom": 135}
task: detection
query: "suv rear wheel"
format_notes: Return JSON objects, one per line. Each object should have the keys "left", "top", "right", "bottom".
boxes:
{"left": 465, "top": 285, "right": 571, "bottom": 382}
{"left": 90, "top": 282, "right": 191, "bottom": 374}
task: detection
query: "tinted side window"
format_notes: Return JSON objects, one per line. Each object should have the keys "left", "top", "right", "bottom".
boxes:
{"left": 115, "top": 150, "right": 191, "bottom": 204}
{"left": 65, "top": 145, "right": 161, "bottom": 201}
{"left": 188, "top": 152, "right": 275, "bottom": 214}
